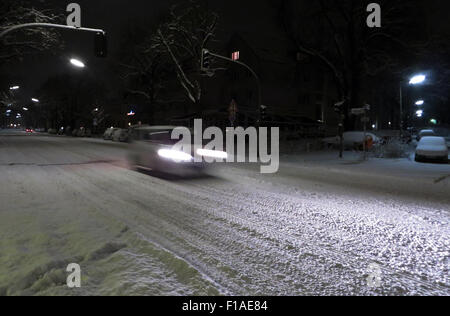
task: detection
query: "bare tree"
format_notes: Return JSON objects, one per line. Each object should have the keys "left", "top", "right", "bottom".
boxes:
{"left": 279, "top": 0, "right": 427, "bottom": 120}
{"left": 116, "top": 25, "right": 182, "bottom": 107}
{"left": 0, "top": 0, "right": 63, "bottom": 63}
{"left": 150, "top": 0, "right": 219, "bottom": 105}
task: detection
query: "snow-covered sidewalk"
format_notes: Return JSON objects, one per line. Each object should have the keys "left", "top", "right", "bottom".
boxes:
{"left": 279, "top": 150, "right": 450, "bottom": 202}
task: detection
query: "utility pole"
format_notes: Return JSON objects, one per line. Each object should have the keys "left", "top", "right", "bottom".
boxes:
{"left": 0, "top": 23, "right": 107, "bottom": 57}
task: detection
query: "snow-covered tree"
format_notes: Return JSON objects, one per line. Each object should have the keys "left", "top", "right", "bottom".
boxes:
{"left": 150, "top": 0, "right": 219, "bottom": 105}
{"left": 0, "top": 0, "right": 62, "bottom": 63}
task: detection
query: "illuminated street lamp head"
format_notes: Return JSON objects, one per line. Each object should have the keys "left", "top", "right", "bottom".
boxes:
{"left": 9, "top": 86, "right": 20, "bottom": 90}
{"left": 416, "top": 110, "right": 423, "bottom": 117}
{"left": 31, "top": 98, "right": 39, "bottom": 103}
{"left": 409, "top": 74, "right": 426, "bottom": 85}
{"left": 70, "top": 58, "right": 85, "bottom": 68}
{"left": 23, "top": 107, "right": 28, "bottom": 111}
{"left": 415, "top": 100, "right": 424, "bottom": 106}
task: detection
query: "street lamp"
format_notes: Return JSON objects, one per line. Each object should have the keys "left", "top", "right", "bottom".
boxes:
{"left": 415, "top": 100, "right": 424, "bottom": 106}
{"left": 23, "top": 107, "right": 28, "bottom": 111}
{"left": 416, "top": 110, "right": 423, "bottom": 118}
{"left": 70, "top": 58, "right": 85, "bottom": 68}
{"left": 399, "top": 73, "right": 427, "bottom": 135}
{"left": 9, "top": 86, "right": 20, "bottom": 90}
{"left": 409, "top": 75, "right": 426, "bottom": 85}
{"left": 31, "top": 98, "right": 39, "bottom": 103}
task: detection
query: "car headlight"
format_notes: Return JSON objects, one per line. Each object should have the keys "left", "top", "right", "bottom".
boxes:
{"left": 158, "top": 149, "right": 193, "bottom": 163}
{"left": 196, "top": 149, "right": 228, "bottom": 160}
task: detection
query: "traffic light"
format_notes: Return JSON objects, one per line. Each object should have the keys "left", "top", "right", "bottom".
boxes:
{"left": 94, "top": 32, "right": 108, "bottom": 58}
{"left": 201, "top": 49, "right": 210, "bottom": 71}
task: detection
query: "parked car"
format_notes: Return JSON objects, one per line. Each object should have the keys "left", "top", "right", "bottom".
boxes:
{"left": 25, "top": 128, "right": 34, "bottom": 133}
{"left": 103, "top": 128, "right": 118, "bottom": 140}
{"left": 112, "top": 128, "right": 129, "bottom": 142}
{"left": 128, "top": 126, "right": 227, "bottom": 177}
{"left": 323, "top": 131, "right": 381, "bottom": 149}
{"left": 415, "top": 136, "right": 448, "bottom": 163}
{"left": 417, "top": 129, "right": 435, "bottom": 141}
{"left": 76, "top": 128, "right": 86, "bottom": 137}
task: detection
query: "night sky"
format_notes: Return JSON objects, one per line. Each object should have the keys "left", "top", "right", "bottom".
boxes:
{"left": 3, "top": 0, "right": 283, "bottom": 101}
{"left": 3, "top": 0, "right": 450, "bottom": 113}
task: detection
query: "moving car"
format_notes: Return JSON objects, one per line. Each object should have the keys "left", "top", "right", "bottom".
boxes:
{"left": 25, "top": 128, "right": 34, "bottom": 133}
{"left": 415, "top": 136, "right": 448, "bottom": 163}
{"left": 129, "top": 126, "right": 227, "bottom": 176}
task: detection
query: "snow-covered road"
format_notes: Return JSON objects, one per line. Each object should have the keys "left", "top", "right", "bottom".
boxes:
{"left": 0, "top": 132, "right": 448, "bottom": 296}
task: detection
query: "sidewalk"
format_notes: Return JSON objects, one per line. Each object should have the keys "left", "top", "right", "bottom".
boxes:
{"left": 280, "top": 150, "right": 450, "bottom": 202}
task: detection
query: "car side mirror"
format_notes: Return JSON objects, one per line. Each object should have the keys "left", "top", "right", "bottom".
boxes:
{"left": 94, "top": 32, "right": 108, "bottom": 58}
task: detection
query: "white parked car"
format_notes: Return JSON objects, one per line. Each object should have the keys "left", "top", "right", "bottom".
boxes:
{"left": 103, "top": 128, "right": 118, "bottom": 140}
{"left": 417, "top": 129, "right": 435, "bottom": 141}
{"left": 415, "top": 136, "right": 448, "bottom": 163}
{"left": 112, "top": 128, "right": 129, "bottom": 142}
{"left": 129, "top": 126, "right": 227, "bottom": 177}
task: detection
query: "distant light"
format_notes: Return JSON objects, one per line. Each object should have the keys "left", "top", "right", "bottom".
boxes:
{"left": 416, "top": 110, "right": 423, "bottom": 117}
{"left": 430, "top": 119, "right": 437, "bottom": 125}
{"left": 231, "top": 51, "right": 240, "bottom": 61}
{"left": 70, "top": 58, "right": 85, "bottom": 68}
{"left": 415, "top": 100, "right": 424, "bottom": 106}
{"left": 127, "top": 111, "right": 135, "bottom": 116}
{"left": 31, "top": 98, "right": 39, "bottom": 103}
{"left": 9, "top": 86, "right": 19, "bottom": 90}
{"left": 372, "top": 124, "right": 376, "bottom": 129}
{"left": 388, "top": 122, "right": 392, "bottom": 126}
{"left": 23, "top": 107, "right": 28, "bottom": 111}
{"left": 409, "top": 74, "right": 426, "bottom": 85}
{"left": 6, "top": 110, "right": 11, "bottom": 113}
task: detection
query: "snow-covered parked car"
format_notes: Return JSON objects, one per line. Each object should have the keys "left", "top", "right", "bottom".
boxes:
{"left": 323, "top": 131, "right": 381, "bottom": 149}
{"left": 128, "top": 126, "right": 227, "bottom": 177}
{"left": 103, "top": 127, "right": 118, "bottom": 140}
{"left": 417, "top": 129, "right": 435, "bottom": 141}
{"left": 415, "top": 136, "right": 448, "bottom": 163}
{"left": 112, "top": 128, "right": 129, "bottom": 142}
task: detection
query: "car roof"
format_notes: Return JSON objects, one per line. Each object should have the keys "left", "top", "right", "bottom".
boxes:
{"left": 419, "top": 136, "right": 446, "bottom": 144}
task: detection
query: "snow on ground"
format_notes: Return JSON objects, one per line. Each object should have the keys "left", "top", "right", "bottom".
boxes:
{"left": 0, "top": 132, "right": 449, "bottom": 296}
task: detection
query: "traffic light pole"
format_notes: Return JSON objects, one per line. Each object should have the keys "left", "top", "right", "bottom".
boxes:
{"left": 0, "top": 23, "right": 105, "bottom": 38}
{"left": 207, "top": 51, "right": 262, "bottom": 124}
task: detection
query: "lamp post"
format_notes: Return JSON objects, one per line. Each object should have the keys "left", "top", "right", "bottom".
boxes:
{"left": 399, "top": 74, "right": 426, "bottom": 136}
{"left": 70, "top": 58, "right": 85, "bottom": 68}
